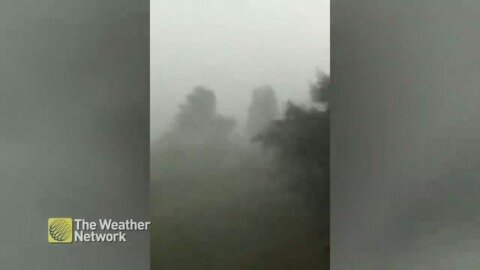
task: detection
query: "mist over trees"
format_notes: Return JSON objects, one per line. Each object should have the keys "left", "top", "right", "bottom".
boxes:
{"left": 256, "top": 72, "right": 330, "bottom": 211}
{"left": 245, "top": 85, "right": 278, "bottom": 140}
{"left": 173, "top": 86, "right": 235, "bottom": 140}
{"left": 151, "top": 72, "right": 330, "bottom": 269}
{"left": 152, "top": 86, "right": 235, "bottom": 173}
{"left": 311, "top": 72, "right": 331, "bottom": 106}
{"left": 255, "top": 72, "right": 330, "bottom": 262}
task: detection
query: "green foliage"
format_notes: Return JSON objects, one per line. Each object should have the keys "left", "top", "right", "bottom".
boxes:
{"left": 255, "top": 73, "right": 330, "bottom": 243}
{"left": 258, "top": 102, "right": 329, "bottom": 169}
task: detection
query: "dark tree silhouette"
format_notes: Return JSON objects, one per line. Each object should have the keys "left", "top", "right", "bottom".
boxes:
{"left": 255, "top": 73, "right": 330, "bottom": 267}
{"left": 175, "top": 86, "right": 217, "bottom": 132}
{"left": 151, "top": 76, "right": 331, "bottom": 269}
{"left": 152, "top": 86, "right": 235, "bottom": 174}
{"left": 256, "top": 73, "right": 330, "bottom": 208}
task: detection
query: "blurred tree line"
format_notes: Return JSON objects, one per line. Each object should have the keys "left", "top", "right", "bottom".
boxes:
{"left": 255, "top": 72, "right": 330, "bottom": 212}
{"left": 152, "top": 86, "right": 236, "bottom": 174}
{"left": 151, "top": 71, "right": 330, "bottom": 269}
{"left": 255, "top": 72, "right": 330, "bottom": 260}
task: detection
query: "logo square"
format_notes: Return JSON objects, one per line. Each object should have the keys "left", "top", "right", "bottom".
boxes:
{"left": 48, "top": 218, "right": 73, "bottom": 244}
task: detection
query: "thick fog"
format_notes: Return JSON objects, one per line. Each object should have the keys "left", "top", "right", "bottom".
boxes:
{"left": 151, "top": 0, "right": 329, "bottom": 140}
{"left": 150, "top": 1, "right": 330, "bottom": 269}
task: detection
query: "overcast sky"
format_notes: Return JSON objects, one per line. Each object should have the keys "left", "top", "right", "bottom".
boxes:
{"left": 151, "top": 0, "right": 330, "bottom": 140}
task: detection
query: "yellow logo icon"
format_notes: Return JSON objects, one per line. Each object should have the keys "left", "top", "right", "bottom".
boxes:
{"left": 48, "top": 218, "right": 73, "bottom": 244}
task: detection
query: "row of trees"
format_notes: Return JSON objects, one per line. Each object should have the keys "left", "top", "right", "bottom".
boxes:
{"left": 154, "top": 71, "right": 330, "bottom": 222}
{"left": 151, "top": 71, "right": 330, "bottom": 269}
{"left": 255, "top": 73, "right": 330, "bottom": 262}
{"left": 256, "top": 72, "right": 330, "bottom": 212}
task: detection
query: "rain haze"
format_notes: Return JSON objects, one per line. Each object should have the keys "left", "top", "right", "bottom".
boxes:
{"left": 151, "top": 0, "right": 330, "bottom": 140}
{"left": 150, "top": 1, "right": 330, "bottom": 269}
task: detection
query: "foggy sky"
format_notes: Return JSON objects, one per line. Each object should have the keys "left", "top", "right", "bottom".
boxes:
{"left": 151, "top": 0, "right": 329, "bottom": 140}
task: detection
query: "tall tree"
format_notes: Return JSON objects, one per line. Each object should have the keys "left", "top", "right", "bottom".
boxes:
{"left": 153, "top": 86, "right": 235, "bottom": 173}
{"left": 255, "top": 73, "right": 331, "bottom": 265}
{"left": 245, "top": 85, "right": 278, "bottom": 139}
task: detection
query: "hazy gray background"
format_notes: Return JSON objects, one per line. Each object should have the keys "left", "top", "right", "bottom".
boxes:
{"left": 332, "top": 0, "right": 480, "bottom": 269}
{"left": 0, "top": 0, "right": 149, "bottom": 269}
{"left": 151, "top": 0, "right": 330, "bottom": 140}
{"left": 150, "top": 1, "right": 330, "bottom": 269}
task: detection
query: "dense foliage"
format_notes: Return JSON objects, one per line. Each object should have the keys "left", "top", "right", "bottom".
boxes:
{"left": 151, "top": 73, "right": 331, "bottom": 269}
{"left": 255, "top": 73, "right": 330, "bottom": 262}
{"left": 256, "top": 73, "right": 330, "bottom": 212}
